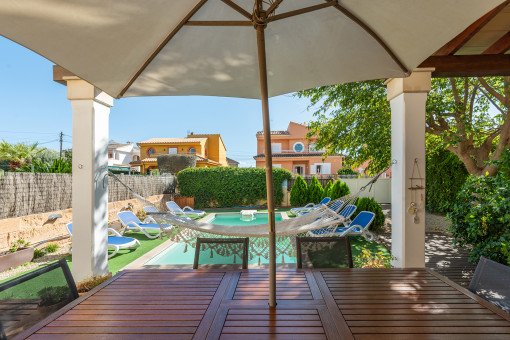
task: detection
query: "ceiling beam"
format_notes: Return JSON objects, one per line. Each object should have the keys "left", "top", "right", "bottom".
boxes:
{"left": 419, "top": 55, "right": 510, "bottom": 77}
{"left": 483, "top": 31, "right": 510, "bottom": 54}
{"left": 434, "top": 1, "right": 509, "bottom": 56}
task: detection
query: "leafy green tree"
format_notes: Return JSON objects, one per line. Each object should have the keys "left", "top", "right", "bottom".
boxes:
{"left": 36, "top": 149, "right": 60, "bottom": 163}
{"left": 307, "top": 176, "right": 324, "bottom": 204}
{"left": 0, "top": 141, "right": 45, "bottom": 170}
{"left": 329, "top": 179, "right": 350, "bottom": 200}
{"left": 322, "top": 180, "right": 333, "bottom": 199}
{"left": 297, "top": 76, "right": 510, "bottom": 176}
{"left": 290, "top": 175, "right": 308, "bottom": 206}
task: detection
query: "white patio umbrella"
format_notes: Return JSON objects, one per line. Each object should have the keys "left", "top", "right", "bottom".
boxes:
{"left": 0, "top": 0, "right": 503, "bottom": 306}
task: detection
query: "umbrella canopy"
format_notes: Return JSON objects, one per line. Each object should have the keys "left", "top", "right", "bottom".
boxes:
{"left": 0, "top": 0, "right": 503, "bottom": 307}
{"left": 0, "top": 0, "right": 502, "bottom": 99}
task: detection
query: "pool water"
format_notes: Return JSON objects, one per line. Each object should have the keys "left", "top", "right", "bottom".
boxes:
{"left": 145, "top": 212, "right": 297, "bottom": 265}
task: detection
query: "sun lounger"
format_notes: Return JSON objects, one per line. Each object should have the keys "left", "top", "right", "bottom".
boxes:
{"left": 290, "top": 197, "right": 331, "bottom": 214}
{"left": 308, "top": 211, "right": 375, "bottom": 241}
{"left": 166, "top": 201, "right": 205, "bottom": 218}
{"left": 117, "top": 211, "right": 170, "bottom": 239}
{"left": 66, "top": 223, "right": 140, "bottom": 259}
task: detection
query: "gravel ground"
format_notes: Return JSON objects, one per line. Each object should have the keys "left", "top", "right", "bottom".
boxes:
{"left": 0, "top": 243, "right": 71, "bottom": 281}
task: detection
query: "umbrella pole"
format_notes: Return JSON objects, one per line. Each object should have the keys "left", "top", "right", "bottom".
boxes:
{"left": 256, "top": 22, "right": 277, "bottom": 308}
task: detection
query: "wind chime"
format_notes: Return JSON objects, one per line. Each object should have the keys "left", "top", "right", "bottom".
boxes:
{"left": 408, "top": 158, "right": 425, "bottom": 223}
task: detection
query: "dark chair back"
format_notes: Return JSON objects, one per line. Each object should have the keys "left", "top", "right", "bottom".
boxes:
{"left": 296, "top": 236, "right": 353, "bottom": 269}
{"left": 0, "top": 258, "right": 78, "bottom": 340}
{"left": 469, "top": 256, "right": 510, "bottom": 313}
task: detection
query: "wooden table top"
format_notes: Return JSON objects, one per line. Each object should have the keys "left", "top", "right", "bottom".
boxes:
{"left": 13, "top": 268, "right": 510, "bottom": 340}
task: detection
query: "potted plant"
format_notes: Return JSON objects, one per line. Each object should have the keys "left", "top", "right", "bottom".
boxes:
{"left": 36, "top": 286, "right": 72, "bottom": 316}
{"left": 0, "top": 239, "right": 34, "bottom": 272}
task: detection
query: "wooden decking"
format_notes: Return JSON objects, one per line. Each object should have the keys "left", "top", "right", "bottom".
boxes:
{"left": 16, "top": 268, "right": 510, "bottom": 340}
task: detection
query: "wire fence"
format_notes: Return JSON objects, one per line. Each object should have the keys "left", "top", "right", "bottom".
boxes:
{"left": 0, "top": 173, "right": 175, "bottom": 219}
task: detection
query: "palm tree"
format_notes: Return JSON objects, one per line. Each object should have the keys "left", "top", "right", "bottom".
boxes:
{"left": 0, "top": 140, "right": 45, "bottom": 169}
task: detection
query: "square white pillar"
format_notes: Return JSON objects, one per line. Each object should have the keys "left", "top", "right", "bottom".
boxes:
{"left": 66, "top": 78, "right": 113, "bottom": 282}
{"left": 386, "top": 70, "right": 432, "bottom": 268}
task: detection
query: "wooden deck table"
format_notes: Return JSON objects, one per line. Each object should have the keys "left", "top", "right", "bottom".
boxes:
{"left": 13, "top": 268, "right": 510, "bottom": 340}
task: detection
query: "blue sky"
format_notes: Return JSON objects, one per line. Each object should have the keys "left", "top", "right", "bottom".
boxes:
{"left": 0, "top": 36, "right": 315, "bottom": 167}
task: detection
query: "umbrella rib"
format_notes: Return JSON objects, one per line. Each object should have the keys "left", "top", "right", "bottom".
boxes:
{"left": 268, "top": 1, "right": 337, "bottom": 22}
{"left": 221, "top": 0, "right": 252, "bottom": 20}
{"left": 118, "top": 0, "right": 209, "bottom": 98}
{"left": 332, "top": 3, "right": 410, "bottom": 75}
{"left": 267, "top": 0, "right": 285, "bottom": 16}
{"left": 186, "top": 21, "right": 252, "bottom": 26}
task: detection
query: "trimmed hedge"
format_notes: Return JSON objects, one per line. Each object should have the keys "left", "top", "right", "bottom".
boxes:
{"left": 308, "top": 176, "right": 324, "bottom": 204}
{"left": 177, "top": 167, "right": 292, "bottom": 208}
{"left": 330, "top": 179, "right": 350, "bottom": 200}
{"left": 323, "top": 180, "right": 333, "bottom": 199}
{"left": 426, "top": 148, "right": 469, "bottom": 213}
{"left": 290, "top": 175, "right": 308, "bottom": 206}
{"left": 352, "top": 197, "right": 385, "bottom": 232}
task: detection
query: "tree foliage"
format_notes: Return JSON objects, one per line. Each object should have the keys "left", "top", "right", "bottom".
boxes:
{"left": 178, "top": 167, "right": 292, "bottom": 208}
{"left": 307, "top": 176, "right": 324, "bottom": 204}
{"left": 329, "top": 179, "right": 350, "bottom": 200}
{"left": 0, "top": 141, "right": 45, "bottom": 169}
{"left": 17, "top": 159, "right": 72, "bottom": 173}
{"left": 352, "top": 197, "right": 385, "bottom": 233}
{"left": 290, "top": 175, "right": 308, "bottom": 206}
{"left": 448, "top": 163, "right": 510, "bottom": 264}
{"left": 297, "top": 77, "right": 510, "bottom": 176}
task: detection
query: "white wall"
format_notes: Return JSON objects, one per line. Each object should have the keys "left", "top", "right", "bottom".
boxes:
{"left": 341, "top": 178, "right": 391, "bottom": 204}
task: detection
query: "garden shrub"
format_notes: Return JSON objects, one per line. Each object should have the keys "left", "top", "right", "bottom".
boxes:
{"left": 290, "top": 175, "right": 309, "bottom": 206}
{"left": 323, "top": 180, "right": 333, "bottom": 199}
{"left": 352, "top": 197, "right": 385, "bottom": 232}
{"left": 17, "top": 158, "right": 72, "bottom": 173}
{"left": 330, "top": 179, "right": 350, "bottom": 200}
{"left": 178, "top": 167, "right": 292, "bottom": 208}
{"left": 337, "top": 168, "right": 358, "bottom": 176}
{"left": 307, "top": 176, "right": 324, "bottom": 204}
{"left": 426, "top": 148, "right": 469, "bottom": 213}
{"left": 449, "top": 149, "right": 510, "bottom": 264}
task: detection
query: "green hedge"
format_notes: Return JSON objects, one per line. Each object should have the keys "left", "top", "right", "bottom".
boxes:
{"left": 330, "top": 179, "right": 350, "bottom": 200}
{"left": 426, "top": 148, "right": 469, "bottom": 213}
{"left": 352, "top": 197, "right": 385, "bottom": 233}
{"left": 177, "top": 167, "right": 292, "bottom": 208}
{"left": 290, "top": 175, "right": 308, "bottom": 206}
{"left": 308, "top": 176, "right": 324, "bottom": 204}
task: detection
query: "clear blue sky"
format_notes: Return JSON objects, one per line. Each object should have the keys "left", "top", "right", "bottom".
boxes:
{"left": 0, "top": 36, "right": 315, "bottom": 167}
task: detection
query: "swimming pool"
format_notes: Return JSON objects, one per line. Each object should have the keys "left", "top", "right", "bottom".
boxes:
{"left": 145, "top": 212, "right": 297, "bottom": 266}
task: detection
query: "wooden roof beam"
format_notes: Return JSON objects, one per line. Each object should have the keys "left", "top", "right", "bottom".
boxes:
{"left": 483, "top": 31, "right": 510, "bottom": 54}
{"left": 419, "top": 54, "right": 510, "bottom": 77}
{"left": 434, "top": 1, "right": 509, "bottom": 56}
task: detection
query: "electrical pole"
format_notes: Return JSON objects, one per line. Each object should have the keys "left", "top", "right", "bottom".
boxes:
{"left": 59, "top": 131, "right": 64, "bottom": 159}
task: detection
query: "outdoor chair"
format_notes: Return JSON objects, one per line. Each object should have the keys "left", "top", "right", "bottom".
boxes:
{"left": 297, "top": 200, "right": 344, "bottom": 216}
{"left": 290, "top": 197, "right": 331, "bottom": 214}
{"left": 66, "top": 223, "right": 140, "bottom": 258}
{"left": 0, "top": 258, "right": 78, "bottom": 340}
{"left": 193, "top": 238, "right": 249, "bottom": 269}
{"left": 308, "top": 211, "right": 375, "bottom": 241}
{"left": 469, "top": 256, "right": 510, "bottom": 313}
{"left": 295, "top": 236, "right": 353, "bottom": 269}
{"left": 117, "top": 211, "right": 169, "bottom": 239}
{"left": 166, "top": 201, "right": 205, "bottom": 218}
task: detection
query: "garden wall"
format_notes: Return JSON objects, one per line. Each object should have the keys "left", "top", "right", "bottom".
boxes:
{"left": 0, "top": 173, "right": 175, "bottom": 219}
{"left": 0, "top": 194, "right": 172, "bottom": 252}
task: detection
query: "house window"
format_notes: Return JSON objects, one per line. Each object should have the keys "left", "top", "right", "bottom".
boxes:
{"left": 168, "top": 148, "right": 177, "bottom": 154}
{"left": 188, "top": 147, "right": 196, "bottom": 154}
{"left": 316, "top": 164, "right": 322, "bottom": 174}
{"left": 273, "top": 164, "right": 282, "bottom": 168}
{"left": 293, "top": 142, "right": 304, "bottom": 153}
{"left": 271, "top": 143, "right": 282, "bottom": 153}
{"left": 114, "top": 152, "right": 119, "bottom": 160}
{"left": 132, "top": 155, "right": 140, "bottom": 162}
{"left": 108, "top": 151, "right": 113, "bottom": 159}
{"left": 294, "top": 165, "right": 304, "bottom": 176}
{"left": 147, "top": 148, "right": 155, "bottom": 156}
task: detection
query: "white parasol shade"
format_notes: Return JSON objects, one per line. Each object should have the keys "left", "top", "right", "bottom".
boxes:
{"left": 0, "top": 0, "right": 503, "bottom": 99}
{"left": 0, "top": 0, "right": 504, "bottom": 307}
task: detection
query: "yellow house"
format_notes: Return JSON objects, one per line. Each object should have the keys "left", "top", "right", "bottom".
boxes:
{"left": 133, "top": 133, "right": 229, "bottom": 174}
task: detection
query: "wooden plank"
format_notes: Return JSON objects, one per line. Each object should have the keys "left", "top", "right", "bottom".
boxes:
{"left": 354, "top": 335, "right": 510, "bottom": 340}
{"left": 419, "top": 55, "right": 510, "bottom": 77}
{"left": 221, "top": 326, "right": 325, "bottom": 334}
{"left": 36, "top": 326, "right": 197, "bottom": 334}
{"left": 349, "top": 326, "right": 510, "bottom": 334}
{"left": 221, "top": 335, "right": 326, "bottom": 340}
{"left": 28, "top": 335, "right": 193, "bottom": 340}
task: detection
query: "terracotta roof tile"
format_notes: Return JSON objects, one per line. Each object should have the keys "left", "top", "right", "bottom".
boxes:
{"left": 138, "top": 137, "right": 207, "bottom": 144}
{"left": 255, "top": 131, "right": 290, "bottom": 136}
{"left": 139, "top": 155, "right": 220, "bottom": 165}
{"left": 253, "top": 153, "right": 341, "bottom": 158}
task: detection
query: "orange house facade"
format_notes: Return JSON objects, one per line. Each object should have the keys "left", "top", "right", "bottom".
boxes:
{"left": 133, "top": 134, "right": 229, "bottom": 174}
{"left": 254, "top": 122, "right": 342, "bottom": 176}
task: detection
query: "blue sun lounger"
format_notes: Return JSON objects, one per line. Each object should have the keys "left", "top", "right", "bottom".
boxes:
{"left": 117, "top": 211, "right": 170, "bottom": 239}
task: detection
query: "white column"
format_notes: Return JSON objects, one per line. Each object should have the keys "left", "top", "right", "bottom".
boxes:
{"left": 386, "top": 70, "right": 432, "bottom": 268}
{"left": 66, "top": 77, "right": 113, "bottom": 282}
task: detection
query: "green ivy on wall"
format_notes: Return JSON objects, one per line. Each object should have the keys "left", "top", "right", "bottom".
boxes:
{"left": 177, "top": 167, "right": 292, "bottom": 208}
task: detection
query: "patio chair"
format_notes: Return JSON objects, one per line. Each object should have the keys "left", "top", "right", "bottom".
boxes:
{"left": 297, "top": 200, "right": 344, "bottom": 216}
{"left": 290, "top": 197, "right": 331, "bottom": 214}
{"left": 66, "top": 223, "right": 140, "bottom": 259}
{"left": 166, "top": 201, "right": 205, "bottom": 218}
{"left": 469, "top": 256, "right": 510, "bottom": 313}
{"left": 0, "top": 258, "right": 78, "bottom": 340}
{"left": 117, "top": 211, "right": 169, "bottom": 239}
{"left": 295, "top": 236, "right": 353, "bottom": 269}
{"left": 308, "top": 211, "right": 375, "bottom": 241}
